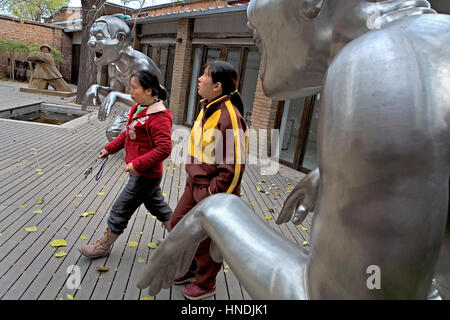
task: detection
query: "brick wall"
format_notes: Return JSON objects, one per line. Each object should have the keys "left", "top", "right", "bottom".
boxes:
{"left": 0, "top": 15, "right": 72, "bottom": 82}
{"left": 250, "top": 63, "right": 280, "bottom": 154}
{"left": 169, "top": 18, "right": 194, "bottom": 124}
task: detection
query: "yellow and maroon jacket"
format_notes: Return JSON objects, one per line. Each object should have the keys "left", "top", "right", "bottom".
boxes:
{"left": 186, "top": 95, "right": 249, "bottom": 196}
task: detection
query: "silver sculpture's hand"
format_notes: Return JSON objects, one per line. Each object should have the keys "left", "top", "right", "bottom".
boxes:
{"left": 83, "top": 84, "right": 101, "bottom": 108}
{"left": 98, "top": 92, "right": 119, "bottom": 121}
{"left": 276, "top": 168, "right": 320, "bottom": 225}
{"left": 137, "top": 206, "right": 209, "bottom": 296}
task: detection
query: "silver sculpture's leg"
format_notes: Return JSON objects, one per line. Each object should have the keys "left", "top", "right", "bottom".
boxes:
{"left": 105, "top": 110, "right": 127, "bottom": 142}
{"left": 137, "top": 193, "right": 310, "bottom": 300}
{"left": 434, "top": 206, "right": 450, "bottom": 299}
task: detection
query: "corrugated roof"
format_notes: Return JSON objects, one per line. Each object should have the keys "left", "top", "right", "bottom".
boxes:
{"left": 129, "top": 3, "right": 248, "bottom": 24}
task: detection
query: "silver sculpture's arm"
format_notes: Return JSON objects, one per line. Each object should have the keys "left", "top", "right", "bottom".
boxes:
{"left": 83, "top": 85, "right": 134, "bottom": 121}
{"left": 137, "top": 193, "right": 310, "bottom": 300}
{"left": 98, "top": 91, "right": 134, "bottom": 121}
{"left": 277, "top": 168, "right": 320, "bottom": 225}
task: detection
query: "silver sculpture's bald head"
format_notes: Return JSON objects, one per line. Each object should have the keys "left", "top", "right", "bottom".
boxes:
{"left": 247, "top": 0, "right": 435, "bottom": 99}
{"left": 88, "top": 15, "right": 133, "bottom": 66}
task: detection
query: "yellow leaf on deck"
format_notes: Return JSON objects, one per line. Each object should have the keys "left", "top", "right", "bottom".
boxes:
{"left": 35, "top": 197, "right": 44, "bottom": 204}
{"left": 64, "top": 164, "right": 70, "bottom": 167}
{"left": 66, "top": 294, "right": 74, "bottom": 300}
{"left": 128, "top": 241, "right": 138, "bottom": 247}
{"left": 75, "top": 194, "right": 83, "bottom": 198}
{"left": 264, "top": 216, "right": 272, "bottom": 220}
{"left": 140, "top": 297, "right": 152, "bottom": 300}
{"left": 55, "top": 249, "right": 67, "bottom": 258}
{"left": 137, "top": 258, "right": 145, "bottom": 263}
{"left": 162, "top": 193, "right": 167, "bottom": 197}
{"left": 97, "top": 192, "right": 105, "bottom": 196}
{"left": 96, "top": 266, "right": 109, "bottom": 272}
{"left": 302, "top": 241, "right": 309, "bottom": 246}
{"left": 18, "top": 204, "right": 27, "bottom": 209}
{"left": 80, "top": 235, "right": 89, "bottom": 240}
{"left": 249, "top": 202, "right": 256, "bottom": 207}
{"left": 147, "top": 242, "right": 158, "bottom": 249}
{"left": 81, "top": 211, "right": 95, "bottom": 217}
{"left": 25, "top": 226, "right": 37, "bottom": 232}
{"left": 297, "top": 225, "right": 309, "bottom": 231}
{"left": 145, "top": 212, "right": 151, "bottom": 215}
{"left": 33, "top": 209, "right": 43, "bottom": 214}
{"left": 50, "top": 239, "right": 67, "bottom": 247}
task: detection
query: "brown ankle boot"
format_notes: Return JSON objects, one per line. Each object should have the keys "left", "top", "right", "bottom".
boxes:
{"left": 78, "top": 228, "right": 120, "bottom": 258}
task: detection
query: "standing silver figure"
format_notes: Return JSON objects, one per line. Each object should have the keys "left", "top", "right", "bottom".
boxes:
{"left": 82, "top": 15, "right": 163, "bottom": 141}
{"left": 138, "top": 0, "right": 450, "bottom": 299}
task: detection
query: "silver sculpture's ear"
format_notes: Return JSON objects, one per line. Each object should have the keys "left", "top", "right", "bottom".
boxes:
{"left": 300, "top": 0, "right": 325, "bottom": 19}
{"left": 116, "top": 31, "right": 127, "bottom": 42}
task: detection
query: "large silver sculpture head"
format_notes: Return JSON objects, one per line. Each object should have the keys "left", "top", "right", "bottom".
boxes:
{"left": 247, "top": 0, "right": 435, "bottom": 99}
{"left": 88, "top": 15, "right": 133, "bottom": 66}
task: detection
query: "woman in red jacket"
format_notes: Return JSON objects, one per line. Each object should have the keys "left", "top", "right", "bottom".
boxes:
{"left": 79, "top": 70, "right": 173, "bottom": 258}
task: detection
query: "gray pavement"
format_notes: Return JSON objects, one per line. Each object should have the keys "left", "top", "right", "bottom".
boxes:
{"left": 0, "top": 78, "right": 79, "bottom": 111}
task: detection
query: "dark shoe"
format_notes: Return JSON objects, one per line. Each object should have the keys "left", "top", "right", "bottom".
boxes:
{"left": 183, "top": 283, "right": 216, "bottom": 300}
{"left": 173, "top": 271, "right": 196, "bottom": 285}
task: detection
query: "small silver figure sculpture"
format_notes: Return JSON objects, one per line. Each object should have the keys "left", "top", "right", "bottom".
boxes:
{"left": 82, "top": 15, "right": 163, "bottom": 141}
{"left": 138, "top": 0, "right": 450, "bottom": 299}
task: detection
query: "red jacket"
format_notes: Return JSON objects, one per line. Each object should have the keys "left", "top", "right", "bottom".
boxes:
{"left": 105, "top": 101, "right": 172, "bottom": 179}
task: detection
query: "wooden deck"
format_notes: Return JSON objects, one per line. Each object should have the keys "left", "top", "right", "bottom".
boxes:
{"left": 0, "top": 110, "right": 310, "bottom": 300}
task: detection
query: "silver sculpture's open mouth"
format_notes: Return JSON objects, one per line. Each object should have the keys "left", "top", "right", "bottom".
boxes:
{"left": 94, "top": 50, "right": 103, "bottom": 61}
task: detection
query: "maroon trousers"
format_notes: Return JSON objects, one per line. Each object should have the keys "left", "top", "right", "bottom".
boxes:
{"left": 170, "top": 177, "right": 226, "bottom": 290}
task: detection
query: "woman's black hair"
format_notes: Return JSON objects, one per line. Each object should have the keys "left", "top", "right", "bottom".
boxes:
{"left": 131, "top": 70, "right": 167, "bottom": 101}
{"left": 204, "top": 60, "right": 244, "bottom": 116}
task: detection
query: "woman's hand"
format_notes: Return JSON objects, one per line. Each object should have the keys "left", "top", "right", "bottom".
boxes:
{"left": 98, "top": 148, "right": 110, "bottom": 159}
{"left": 124, "top": 162, "right": 138, "bottom": 174}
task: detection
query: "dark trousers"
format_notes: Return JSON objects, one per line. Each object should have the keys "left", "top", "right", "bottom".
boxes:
{"left": 170, "top": 178, "right": 223, "bottom": 290}
{"left": 108, "top": 173, "right": 172, "bottom": 235}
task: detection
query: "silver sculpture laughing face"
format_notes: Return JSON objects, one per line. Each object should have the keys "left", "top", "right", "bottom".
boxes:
{"left": 247, "top": 0, "right": 434, "bottom": 99}
{"left": 88, "top": 17, "right": 132, "bottom": 66}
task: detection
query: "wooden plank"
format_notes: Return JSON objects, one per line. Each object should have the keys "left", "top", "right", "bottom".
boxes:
{"left": 23, "top": 168, "right": 128, "bottom": 300}
{"left": 1, "top": 153, "right": 125, "bottom": 299}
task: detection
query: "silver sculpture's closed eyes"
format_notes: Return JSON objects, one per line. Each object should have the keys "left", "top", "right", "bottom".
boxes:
{"left": 82, "top": 16, "right": 163, "bottom": 141}
{"left": 138, "top": 0, "right": 450, "bottom": 299}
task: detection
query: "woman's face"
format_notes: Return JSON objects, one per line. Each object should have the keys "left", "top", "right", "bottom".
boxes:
{"left": 197, "top": 68, "right": 222, "bottom": 101}
{"left": 129, "top": 76, "right": 152, "bottom": 105}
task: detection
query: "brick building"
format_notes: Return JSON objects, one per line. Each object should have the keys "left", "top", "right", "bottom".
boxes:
{"left": 125, "top": 0, "right": 319, "bottom": 172}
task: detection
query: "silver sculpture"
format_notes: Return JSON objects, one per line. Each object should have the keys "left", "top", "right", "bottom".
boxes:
{"left": 82, "top": 15, "right": 163, "bottom": 141}
{"left": 138, "top": 0, "right": 450, "bottom": 299}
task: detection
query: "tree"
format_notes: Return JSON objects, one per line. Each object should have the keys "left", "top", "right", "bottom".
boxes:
{"left": 0, "top": 0, "right": 69, "bottom": 22}
{"left": 75, "top": 0, "right": 107, "bottom": 105}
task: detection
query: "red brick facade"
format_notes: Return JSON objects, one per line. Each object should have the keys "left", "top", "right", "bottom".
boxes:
{"left": 169, "top": 18, "right": 194, "bottom": 124}
{"left": 0, "top": 15, "right": 72, "bottom": 82}
{"left": 136, "top": 0, "right": 248, "bottom": 18}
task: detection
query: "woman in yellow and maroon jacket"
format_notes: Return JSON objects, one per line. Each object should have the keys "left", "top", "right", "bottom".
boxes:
{"left": 170, "top": 60, "right": 249, "bottom": 300}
